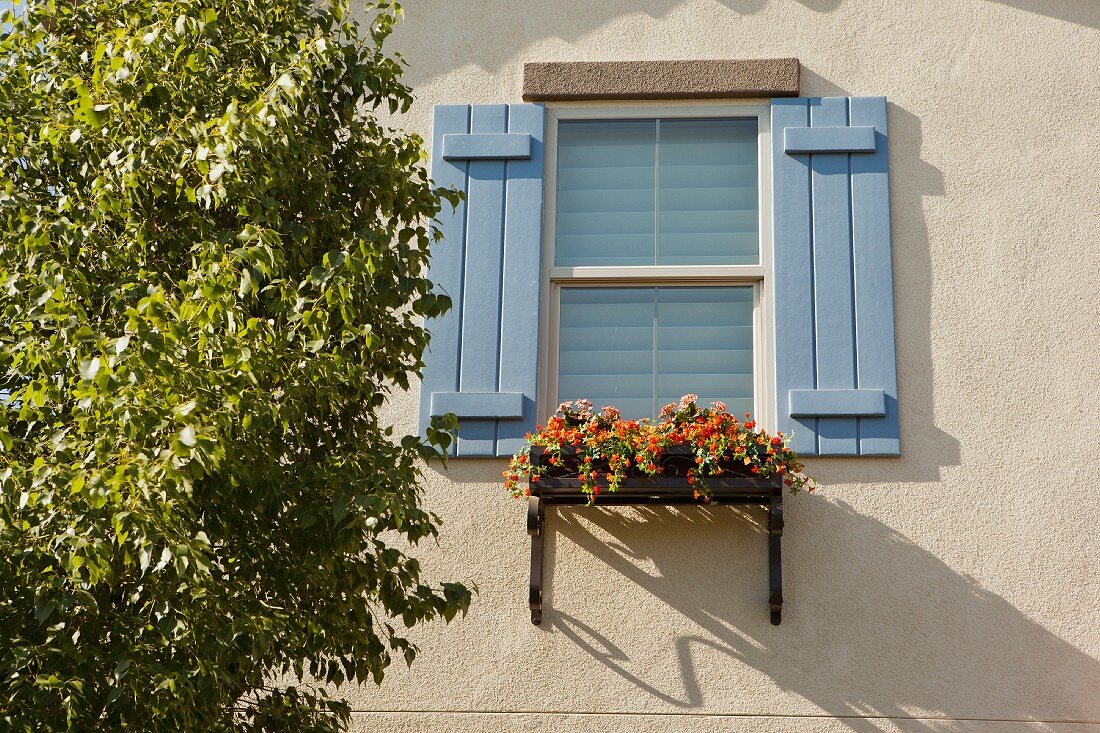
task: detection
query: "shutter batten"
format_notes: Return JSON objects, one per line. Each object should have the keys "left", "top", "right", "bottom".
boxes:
{"left": 783, "top": 126, "right": 877, "bottom": 154}
{"left": 442, "top": 132, "right": 533, "bottom": 160}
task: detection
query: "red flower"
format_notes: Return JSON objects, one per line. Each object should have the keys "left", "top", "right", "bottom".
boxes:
{"left": 506, "top": 398, "right": 815, "bottom": 497}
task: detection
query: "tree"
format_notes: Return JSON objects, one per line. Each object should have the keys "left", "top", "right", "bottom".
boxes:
{"left": 0, "top": 0, "right": 469, "bottom": 729}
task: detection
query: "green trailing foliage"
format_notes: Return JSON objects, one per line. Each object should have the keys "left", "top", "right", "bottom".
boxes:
{"left": 0, "top": 0, "right": 469, "bottom": 729}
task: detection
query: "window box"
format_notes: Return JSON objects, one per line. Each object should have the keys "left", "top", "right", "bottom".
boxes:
{"left": 530, "top": 445, "right": 781, "bottom": 500}
{"left": 525, "top": 445, "right": 785, "bottom": 627}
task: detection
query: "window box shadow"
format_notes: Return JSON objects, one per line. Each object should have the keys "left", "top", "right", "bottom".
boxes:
{"left": 526, "top": 445, "right": 785, "bottom": 627}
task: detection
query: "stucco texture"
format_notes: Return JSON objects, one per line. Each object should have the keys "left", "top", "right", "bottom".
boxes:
{"left": 348, "top": 0, "right": 1100, "bottom": 730}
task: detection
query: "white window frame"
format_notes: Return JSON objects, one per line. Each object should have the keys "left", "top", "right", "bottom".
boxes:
{"left": 537, "top": 101, "right": 776, "bottom": 430}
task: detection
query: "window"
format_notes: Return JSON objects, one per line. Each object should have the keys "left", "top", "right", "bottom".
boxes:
{"left": 420, "top": 96, "right": 898, "bottom": 457}
{"left": 539, "top": 104, "right": 773, "bottom": 425}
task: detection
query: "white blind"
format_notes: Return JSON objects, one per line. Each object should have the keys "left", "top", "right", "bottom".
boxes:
{"left": 557, "top": 287, "right": 754, "bottom": 420}
{"left": 555, "top": 118, "right": 758, "bottom": 267}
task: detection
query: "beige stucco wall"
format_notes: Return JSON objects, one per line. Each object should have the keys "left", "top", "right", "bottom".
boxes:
{"left": 348, "top": 1, "right": 1100, "bottom": 730}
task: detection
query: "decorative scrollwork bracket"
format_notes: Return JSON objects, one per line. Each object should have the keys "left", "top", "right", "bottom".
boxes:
{"left": 527, "top": 495, "right": 544, "bottom": 625}
{"left": 768, "top": 495, "right": 784, "bottom": 625}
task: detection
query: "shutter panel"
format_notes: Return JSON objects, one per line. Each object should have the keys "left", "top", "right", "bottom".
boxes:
{"left": 419, "top": 104, "right": 545, "bottom": 457}
{"left": 771, "top": 97, "right": 899, "bottom": 456}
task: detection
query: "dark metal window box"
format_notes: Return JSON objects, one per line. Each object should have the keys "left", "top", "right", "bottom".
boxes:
{"left": 525, "top": 446, "right": 785, "bottom": 626}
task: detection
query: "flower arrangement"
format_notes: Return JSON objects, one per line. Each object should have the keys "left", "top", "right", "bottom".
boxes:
{"left": 504, "top": 394, "right": 816, "bottom": 502}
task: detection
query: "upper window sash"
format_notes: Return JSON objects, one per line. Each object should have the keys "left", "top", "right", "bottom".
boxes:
{"left": 544, "top": 102, "right": 772, "bottom": 281}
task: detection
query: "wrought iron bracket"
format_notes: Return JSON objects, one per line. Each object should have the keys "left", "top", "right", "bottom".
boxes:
{"left": 768, "top": 495, "right": 784, "bottom": 626}
{"left": 527, "top": 495, "right": 545, "bottom": 625}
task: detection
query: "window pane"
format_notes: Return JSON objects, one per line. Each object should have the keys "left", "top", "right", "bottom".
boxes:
{"left": 557, "top": 287, "right": 754, "bottom": 420}
{"left": 557, "top": 288, "right": 655, "bottom": 420}
{"left": 555, "top": 117, "right": 759, "bottom": 267}
{"left": 555, "top": 120, "right": 655, "bottom": 267}
{"left": 658, "top": 119, "right": 758, "bottom": 265}
{"left": 656, "top": 287, "right": 754, "bottom": 418}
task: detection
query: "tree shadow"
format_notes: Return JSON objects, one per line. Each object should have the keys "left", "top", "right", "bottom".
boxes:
{"left": 986, "top": 0, "right": 1100, "bottom": 27}
{"left": 546, "top": 501, "right": 1100, "bottom": 727}
{"left": 788, "top": 0, "right": 1098, "bottom": 27}
{"left": 391, "top": 0, "right": 1099, "bottom": 96}
{"left": 790, "top": 0, "right": 843, "bottom": 11}
{"left": 390, "top": 0, "right": 772, "bottom": 90}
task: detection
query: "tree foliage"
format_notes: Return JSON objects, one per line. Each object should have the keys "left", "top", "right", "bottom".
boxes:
{"left": 0, "top": 0, "right": 468, "bottom": 729}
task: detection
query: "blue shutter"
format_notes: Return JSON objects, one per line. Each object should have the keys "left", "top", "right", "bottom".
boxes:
{"left": 771, "top": 97, "right": 899, "bottom": 456}
{"left": 419, "top": 104, "right": 545, "bottom": 457}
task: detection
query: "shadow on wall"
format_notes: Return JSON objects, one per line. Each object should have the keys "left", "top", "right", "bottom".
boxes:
{"left": 789, "top": 0, "right": 1100, "bottom": 24}
{"left": 976, "top": 0, "right": 1100, "bottom": 27}
{"left": 794, "top": 0, "right": 1100, "bottom": 25}
{"left": 795, "top": 69, "right": 958, "bottom": 484}
{"left": 394, "top": 0, "right": 768, "bottom": 88}
{"left": 549, "top": 501, "right": 1100, "bottom": 729}
{"left": 393, "top": 0, "right": 1100, "bottom": 89}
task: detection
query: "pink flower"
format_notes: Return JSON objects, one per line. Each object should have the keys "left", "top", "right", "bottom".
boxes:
{"left": 601, "top": 405, "right": 621, "bottom": 421}
{"left": 557, "top": 398, "right": 594, "bottom": 417}
{"left": 678, "top": 394, "right": 698, "bottom": 408}
{"left": 711, "top": 400, "right": 727, "bottom": 412}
